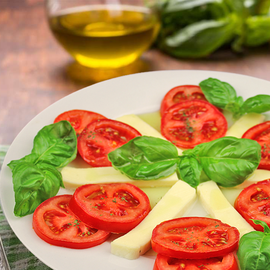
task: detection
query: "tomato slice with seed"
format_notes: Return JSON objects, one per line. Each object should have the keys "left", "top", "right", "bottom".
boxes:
{"left": 160, "top": 85, "right": 207, "bottom": 116}
{"left": 32, "top": 195, "right": 110, "bottom": 249}
{"left": 78, "top": 119, "right": 141, "bottom": 167}
{"left": 151, "top": 217, "right": 239, "bottom": 260}
{"left": 242, "top": 121, "right": 270, "bottom": 170}
{"left": 153, "top": 252, "right": 239, "bottom": 270}
{"left": 54, "top": 109, "right": 107, "bottom": 135}
{"left": 161, "top": 100, "right": 227, "bottom": 149}
{"left": 235, "top": 179, "right": 270, "bottom": 231}
{"left": 69, "top": 183, "right": 151, "bottom": 234}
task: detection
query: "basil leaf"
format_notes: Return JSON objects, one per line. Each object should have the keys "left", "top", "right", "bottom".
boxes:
{"left": 237, "top": 220, "right": 270, "bottom": 270}
{"left": 194, "top": 136, "right": 261, "bottom": 187}
{"left": 8, "top": 121, "right": 77, "bottom": 216}
{"left": 108, "top": 136, "right": 179, "bottom": 180}
{"left": 8, "top": 153, "right": 39, "bottom": 171}
{"left": 11, "top": 162, "right": 63, "bottom": 217}
{"left": 158, "top": 17, "right": 237, "bottom": 58}
{"left": 177, "top": 156, "right": 202, "bottom": 187}
{"left": 240, "top": 95, "right": 270, "bottom": 115}
{"left": 32, "top": 121, "right": 77, "bottom": 168}
{"left": 245, "top": 16, "right": 270, "bottom": 46}
{"left": 199, "top": 77, "right": 240, "bottom": 110}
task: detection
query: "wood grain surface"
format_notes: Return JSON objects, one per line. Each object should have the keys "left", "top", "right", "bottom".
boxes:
{"left": 1, "top": 0, "right": 270, "bottom": 144}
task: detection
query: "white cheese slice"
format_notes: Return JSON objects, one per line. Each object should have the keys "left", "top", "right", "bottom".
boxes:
{"left": 116, "top": 114, "right": 183, "bottom": 155}
{"left": 197, "top": 181, "right": 254, "bottom": 237}
{"left": 225, "top": 113, "right": 265, "bottom": 138}
{"left": 62, "top": 166, "right": 178, "bottom": 190}
{"left": 110, "top": 180, "right": 196, "bottom": 260}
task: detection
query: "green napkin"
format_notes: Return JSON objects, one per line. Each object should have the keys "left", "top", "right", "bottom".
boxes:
{"left": 0, "top": 145, "right": 51, "bottom": 270}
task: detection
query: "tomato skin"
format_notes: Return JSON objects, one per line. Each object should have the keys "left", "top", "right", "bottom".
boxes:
{"left": 153, "top": 253, "right": 239, "bottom": 270}
{"left": 161, "top": 100, "right": 227, "bottom": 149}
{"left": 78, "top": 119, "right": 141, "bottom": 167}
{"left": 151, "top": 217, "right": 239, "bottom": 260}
{"left": 69, "top": 183, "right": 151, "bottom": 234}
{"left": 242, "top": 121, "right": 270, "bottom": 170}
{"left": 54, "top": 109, "right": 107, "bottom": 135}
{"left": 235, "top": 179, "right": 270, "bottom": 231}
{"left": 160, "top": 85, "right": 206, "bottom": 116}
{"left": 32, "top": 195, "right": 110, "bottom": 249}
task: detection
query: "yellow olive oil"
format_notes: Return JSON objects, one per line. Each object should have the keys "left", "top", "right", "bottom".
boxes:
{"left": 49, "top": 5, "right": 160, "bottom": 68}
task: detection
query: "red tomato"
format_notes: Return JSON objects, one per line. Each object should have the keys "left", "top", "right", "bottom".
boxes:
{"left": 54, "top": 109, "right": 107, "bottom": 134}
{"left": 78, "top": 119, "right": 141, "bottom": 167}
{"left": 242, "top": 121, "right": 270, "bottom": 170}
{"left": 32, "top": 195, "right": 110, "bottom": 249}
{"left": 235, "top": 179, "right": 270, "bottom": 231}
{"left": 69, "top": 183, "right": 151, "bottom": 234}
{"left": 160, "top": 85, "right": 207, "bottom": 115}
{"left": 153, "top": 252, "right": 239, "bottom": 270}
{"left": 151, "top": 217, "right": 239, "bottom": 260}
{"left": 161, "top": 100, "right": 227, "bottom": 149}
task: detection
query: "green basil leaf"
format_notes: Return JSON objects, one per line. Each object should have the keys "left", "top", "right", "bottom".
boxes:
{"left": 8, "top": 153, "right": 39, "bottom": 171}
{"left": 177, "top": 156, "right": 202, "bottom": 187}
{"left": 11, "top": 162, "right": 63, "bottom": 217}
{"left": 158, "top": 16, "right": 237, "bottom": 58}
{"left": 108, "top": 136, "right": 179, "bottom": 180}
{"left": 32, "top": 121, "right": 77, "bottom": 168}
{"left": 240, "top": 95, "right": 270, "bottom": 115}
{"left": 194, "top": 136, "right": 261, "bottom": 187}
{"left": 199, "top": 77, "right": 239, "bottom": 109}
{"left": 237, "top": 220, "right": 270, "bottom": 270}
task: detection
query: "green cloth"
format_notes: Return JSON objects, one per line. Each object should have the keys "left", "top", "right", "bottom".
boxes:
{"left": 0, "top": 146, "right": 51, "bottom": 269}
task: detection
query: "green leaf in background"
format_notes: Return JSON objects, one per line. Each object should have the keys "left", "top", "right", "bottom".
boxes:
{"left": 156, "top": 0, "right": 270, "bottom": 58}
{"left": 193, "top": 136, "right": 261, "bottom": 187}
{"left": 32, "top": 121, "right": 77, "bottom": 168}
{"left": 245, "top": 16, "right": 270, "bottom": 46}
{"left": 237, "top": 220, "right": 270, "bottom": 270}
{"left": 12, "top": 162, "right": 63, "bottom": 217}
{"left": 108, "top": 136, "right": 179, "bottom": 180}
{"left": 177, "top": 156, "right": 202, "bottom": 187}
{"left": 158, "top": 16, "right": 238, "bottom": 58}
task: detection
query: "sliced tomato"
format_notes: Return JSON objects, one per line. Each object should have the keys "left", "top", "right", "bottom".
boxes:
{"left": 54, "top": 109, "right": 107, "bottom": 134}
{"left": 235, "top": 179, "right": 270, "bottom": 231}
{"left": 78, "top": 119, "right": 141, "bottom": 167}
{"left": 153, "top": 252, "right": 239, "bottom": 270}
{"left": 161, "top": 100, "right": 227, "bottom": 149}
{"left": 32, "top": 195, "right": 110, "bottom": 249}
{"left": 151, "top": 217, "right": 239, "bottom": 260}
{"left": 160, "top": 85, "right": 207, "bottom": 115}
{"left": 69, "top": 183, "right": 151, "bottom": 233}
{"left": 242, "top": 121, "right": 270, "bottom": 170}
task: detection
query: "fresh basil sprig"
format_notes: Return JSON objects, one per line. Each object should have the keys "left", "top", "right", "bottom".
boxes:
{"left": 8, "top": 121, "right": 77, "bottom": 217}
{"left": 199, "top": 77, "right": 270, "bottom": 119}
{"left": 237, "top": 220, "right": 270, "bottom": 270}
{"left": 108, "top": 136, "right": 261, "bottom": 188}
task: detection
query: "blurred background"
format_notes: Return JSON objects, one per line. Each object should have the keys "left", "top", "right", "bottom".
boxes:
{"left": 1, "top": 0, "right": 270, "bottom": 145}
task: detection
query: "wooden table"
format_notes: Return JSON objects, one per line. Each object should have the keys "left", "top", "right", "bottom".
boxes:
{"left": 1, "top": 0, "right": 270, "bottom": 145}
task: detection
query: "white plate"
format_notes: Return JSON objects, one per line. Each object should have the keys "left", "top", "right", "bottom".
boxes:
{"left": 1, "top": 70, "right": 270, "bottom": 270}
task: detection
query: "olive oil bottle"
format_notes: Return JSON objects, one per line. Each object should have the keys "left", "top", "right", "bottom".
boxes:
{"left": 49, "top": 5, "right": 160, "bottom": 68}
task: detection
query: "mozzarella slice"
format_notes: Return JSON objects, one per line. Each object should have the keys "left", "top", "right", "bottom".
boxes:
{"left": 226, "top": 113, "right": 265, "bottom": 138}
{"left": 197, "top": 181, "right": 254, "bottom": 237}
{"left": 110, "top": 180, "right": 196, "bottom": 260}
{"left": 62, "top": 166, "right": 178, "bottom": 190}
